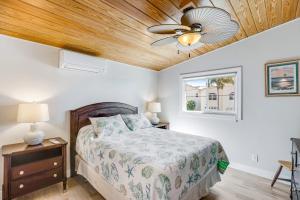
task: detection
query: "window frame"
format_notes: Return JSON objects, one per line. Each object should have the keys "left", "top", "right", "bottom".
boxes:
{"left": 180, "top": 66, "right": 243, "bottom": 121}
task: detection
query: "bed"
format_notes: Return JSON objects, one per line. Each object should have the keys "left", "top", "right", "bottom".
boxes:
{"left": 70, "top": 102, "right": 229, "bottom": 200}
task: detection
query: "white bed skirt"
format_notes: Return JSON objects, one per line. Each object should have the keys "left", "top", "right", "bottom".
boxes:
{"left": 76, "top": 155, "right": 221, "bottom": 200}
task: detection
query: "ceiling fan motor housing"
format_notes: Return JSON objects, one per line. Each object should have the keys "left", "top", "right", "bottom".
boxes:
{"left": 191, "top": 23, "right": 202, "bottom": 32}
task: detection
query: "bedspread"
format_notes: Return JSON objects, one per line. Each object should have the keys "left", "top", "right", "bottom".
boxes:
{"left": 76, "top": 127, "right": 229, "bottom": 200}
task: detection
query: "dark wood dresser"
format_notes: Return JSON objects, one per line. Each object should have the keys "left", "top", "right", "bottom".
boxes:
{"left": 2, "top": 137, "right": 67, "bottom": 200}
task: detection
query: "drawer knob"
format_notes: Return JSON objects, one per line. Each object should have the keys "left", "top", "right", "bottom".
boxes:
{"left": 19, "top": 170, "right": 24, "bottom": 175}
{"left": 53, "top": 162, "right": 58, "bottom": 166}
{"left": 53, "top": 173, "right": 57, "bottom": 178}
{"left": 19, "top": 184, "right": 24, "bottom": 189}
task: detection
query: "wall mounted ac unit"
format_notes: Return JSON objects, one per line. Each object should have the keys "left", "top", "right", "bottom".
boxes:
{"left": 59, "top": 50, "right": 107, "bottom": 74}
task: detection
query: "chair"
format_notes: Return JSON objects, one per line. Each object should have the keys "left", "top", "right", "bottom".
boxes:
{"left": 271, "top": 160, "right": 292, "bottom": 187}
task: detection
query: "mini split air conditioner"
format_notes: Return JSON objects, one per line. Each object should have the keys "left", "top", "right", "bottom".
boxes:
{"left": 59, "top": 50, "right": 107, "bottom": 74}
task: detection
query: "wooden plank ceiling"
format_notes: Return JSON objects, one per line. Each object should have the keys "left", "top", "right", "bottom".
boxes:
{"left": 0, "top": 0, "right": 299, "bottom": 71}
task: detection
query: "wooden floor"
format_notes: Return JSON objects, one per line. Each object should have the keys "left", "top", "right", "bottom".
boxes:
{"left": 15, "top": 168, "right": 289, "bottom": 200}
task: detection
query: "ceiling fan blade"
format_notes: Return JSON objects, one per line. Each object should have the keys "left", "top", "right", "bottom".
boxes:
{"left": 177, "top": 42, "right": 204, "bottom": 52}
{"left": 181, "top": 6, "right": 239, "bottom": 43}
{"left": 200, "top": 20, "right": 239, "bottom": 43}
{"left": 181, "top": 7, "right": 229, "bottom": 26}
{"left": 148, "top": 24, "right": 191, "bottom": 34}
{"left": 151, "top": 36, "right": 178, "bottom": 46}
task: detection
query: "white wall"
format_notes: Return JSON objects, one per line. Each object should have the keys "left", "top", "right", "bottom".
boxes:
{"left": 0, "top": 35, "right": 158, "bottom": 185}
{"left": 158, "top": 19, "right": 300, "bottom": 179}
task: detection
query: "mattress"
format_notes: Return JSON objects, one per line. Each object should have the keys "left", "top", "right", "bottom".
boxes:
{"left": 76, "top": 127, "right": 229, "bottom": 200}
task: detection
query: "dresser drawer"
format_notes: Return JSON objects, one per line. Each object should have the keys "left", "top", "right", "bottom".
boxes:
{"left": 10, "top": 167, "right": 62, "bottom": 198}
{"left": 11, "top": 156, "right": 62, "bottom": 180}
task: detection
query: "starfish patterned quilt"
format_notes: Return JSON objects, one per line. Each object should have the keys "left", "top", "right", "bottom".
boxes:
{"left": 76, "top": 127, "right": 229, "bottom": 200}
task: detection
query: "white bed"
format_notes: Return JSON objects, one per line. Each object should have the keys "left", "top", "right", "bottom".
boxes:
{"left": 75, "top": 126, "right": 227, "bottom": 200}
{"left": 70, "top": 102, "right": 228, "bottom": 200}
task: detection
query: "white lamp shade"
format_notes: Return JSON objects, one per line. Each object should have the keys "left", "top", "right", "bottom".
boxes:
{"left": 17, "top": 103, "right": 49, "bottom": 123}
{"left": 148, "top": 102, "right": 161, "bottom": 113}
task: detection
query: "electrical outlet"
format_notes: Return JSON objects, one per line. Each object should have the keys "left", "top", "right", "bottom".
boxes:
{"left": 251, "top": 154, "right": 259, "bottom": 163}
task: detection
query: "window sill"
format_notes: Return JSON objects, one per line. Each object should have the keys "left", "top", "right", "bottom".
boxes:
{"left": 179, "top": 111, "right": 239, "bottom": 121}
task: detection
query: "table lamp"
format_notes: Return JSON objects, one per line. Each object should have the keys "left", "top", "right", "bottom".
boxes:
{"left": 148, "top": 102, "right": 161, "bottom": 125}
{"left": 17, "top": 103, "right": 49, "bottom": 145}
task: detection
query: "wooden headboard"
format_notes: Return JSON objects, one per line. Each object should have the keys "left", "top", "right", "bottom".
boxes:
{"left": 70, "top": 102, "right": 138, "bottom": 177}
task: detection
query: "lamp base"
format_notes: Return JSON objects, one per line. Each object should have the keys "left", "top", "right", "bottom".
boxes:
{"left": 24, "top": 124, "right": 45, "bottom": 145}
{"left": 150, "top": 113, "right": 160, "bottom": 125}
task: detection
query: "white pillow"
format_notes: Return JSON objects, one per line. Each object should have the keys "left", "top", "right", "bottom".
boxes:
{"left": 89, "top": 114, "right": 130, "bottom": 136}
{"left": 121, "top": 113, "right": 152, "bottom": 131}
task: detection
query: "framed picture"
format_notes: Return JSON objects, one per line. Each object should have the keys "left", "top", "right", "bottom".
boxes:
{"left": 265, "top": 60, "right": 299, "bottom": 96}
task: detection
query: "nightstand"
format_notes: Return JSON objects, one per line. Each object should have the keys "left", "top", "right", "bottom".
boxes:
{"left": 2, "top": 137, "right": 67, "bottom": 200}
{"left": 154, "top": 122, "right": 170, "bottom": 130}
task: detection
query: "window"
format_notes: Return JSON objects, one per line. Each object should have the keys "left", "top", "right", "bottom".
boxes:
{"left": 180, "top": 66, "right": 242, "bottom": 120}
{"left": 229, "top": 92, "right": 235, "bottom": 100}
{"left": 209, "top": 93, "right": 217, "bottom": 100}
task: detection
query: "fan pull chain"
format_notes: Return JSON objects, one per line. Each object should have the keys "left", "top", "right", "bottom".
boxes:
{"left": 189, "top": 53, "right": 190, "bottom": 58}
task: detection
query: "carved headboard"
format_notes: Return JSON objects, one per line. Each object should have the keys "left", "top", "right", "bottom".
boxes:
{"left": 70, "top": 102, "right": 138, "bottom": 176}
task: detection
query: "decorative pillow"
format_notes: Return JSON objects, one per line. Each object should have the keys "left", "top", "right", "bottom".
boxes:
{"left": 121, "top": 113, "right": 152, "bottom": 131}
{"left": 89, "top": 114, "right": 130, "bottom": 136}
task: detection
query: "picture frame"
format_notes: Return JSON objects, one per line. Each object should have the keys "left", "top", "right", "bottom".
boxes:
{"left": 265, "top": 60, "right": 299, "bottom": 96}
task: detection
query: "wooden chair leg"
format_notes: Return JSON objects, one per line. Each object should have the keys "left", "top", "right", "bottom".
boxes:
{"left": 271, "top": 165, "right": 283, "bottom": 187}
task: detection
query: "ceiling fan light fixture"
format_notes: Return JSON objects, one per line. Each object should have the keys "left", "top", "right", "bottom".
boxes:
{"left": 178, "top": 32, "right": 201, "bottom": 46}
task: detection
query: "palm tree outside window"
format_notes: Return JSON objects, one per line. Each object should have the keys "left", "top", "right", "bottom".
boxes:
{"left": 208, "top": 77, "right": 235, "bottom": 110}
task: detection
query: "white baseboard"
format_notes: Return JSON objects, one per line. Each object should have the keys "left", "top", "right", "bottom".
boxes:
{"left": 230, "top": 162, "right": 290, "bottom": 185}
{"left": 230, "top": 162, "right": 274, "bottom": 179}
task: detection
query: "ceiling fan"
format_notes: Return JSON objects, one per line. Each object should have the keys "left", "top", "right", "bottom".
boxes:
{"left": 147, "top": 3, "right": 239, "bottom": 53}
